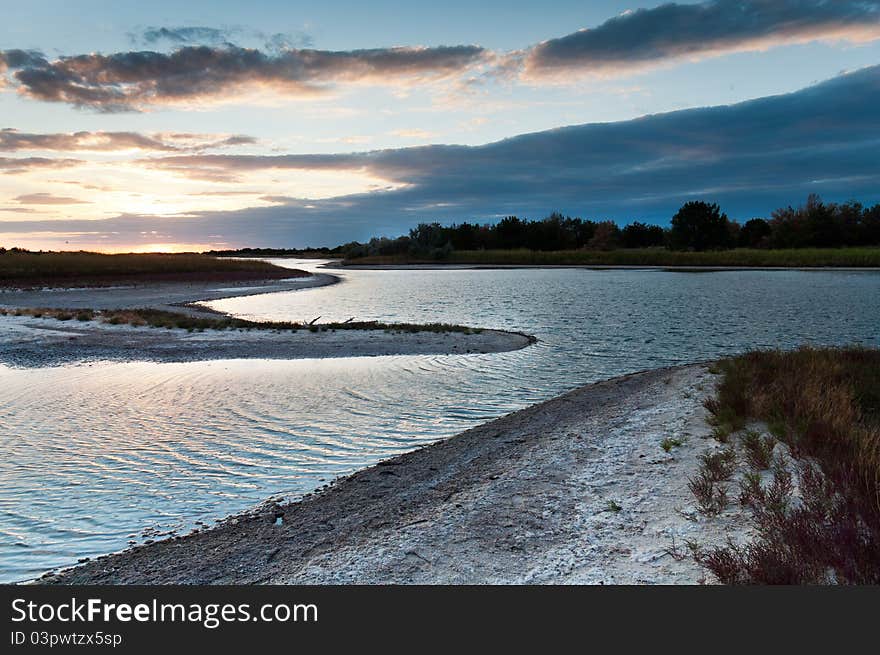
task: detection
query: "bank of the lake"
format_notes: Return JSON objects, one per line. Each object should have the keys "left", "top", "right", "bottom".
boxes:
{"left": 42, "top": 364, "right": 754, "bottom": 585}
{"left": 4, "top": 265, "right": 879, "bottom": 583}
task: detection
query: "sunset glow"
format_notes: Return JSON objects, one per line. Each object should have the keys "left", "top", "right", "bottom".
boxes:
{"left": 2, "top": 0, "right": 879, "bottom": 251}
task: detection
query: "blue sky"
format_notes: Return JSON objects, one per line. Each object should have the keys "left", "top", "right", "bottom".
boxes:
{"left": 1, "top": 1, "right": 879, "bottom": 250}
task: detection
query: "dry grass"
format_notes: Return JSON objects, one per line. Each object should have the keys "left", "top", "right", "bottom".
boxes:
{"left": 696, "top": 347, "right": 880, "bottom": 584}
{"left": 0, "top": 251, "right": 299, "bottom": 288}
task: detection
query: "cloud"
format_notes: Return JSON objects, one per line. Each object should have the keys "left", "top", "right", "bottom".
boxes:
{"left": 0, "top": 156, "right": 82, "bottom": 173}
{"left": 139, "top": 27, "right": 236, "bottom": 46}
{"left": 391, "top": 128, "right": 437, "bottom": 139}
{"left": 133, "top": 26, "right": 313, "bottom": 50}
{"left": 2, "top": 44, "right": 487, "bottom": 111}
{"left": 0, "top": 49, "right": 47, "bottom": 71}
{"left": 15, "top": 193, "right": 89, "bottom": 205}
{"left": 8, "top": 64, "right": 879, "bottom": 248}
{"left": 4, "top": 3, "right": 879, "bottom": 110}
{"left": 0, "top": 128, "right": 256, "bottom": 152}
{"left": 521, "top": 0, "right": 880, "bottom": 77}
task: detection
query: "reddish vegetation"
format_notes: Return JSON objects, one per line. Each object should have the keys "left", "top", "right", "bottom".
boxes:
{"left": 696, "top": 347, "right": 880, "bottom": 584}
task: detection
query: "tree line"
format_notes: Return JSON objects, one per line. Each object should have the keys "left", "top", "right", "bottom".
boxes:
{"left": 207, "top": 194, "right": 880, "bottom": 259}
{"left": 336, "top": 195, "right": 880, "bottom": 259}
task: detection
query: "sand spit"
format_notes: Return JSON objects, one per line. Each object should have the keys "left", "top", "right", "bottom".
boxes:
{"left": 0, "top": 272, "right": 534, "bottom": 366}
{"left": 0, "top": 315, "right": 532, "bottom": 367}
{"left": 43, "top": 364, "right": 752, "bottom": 585}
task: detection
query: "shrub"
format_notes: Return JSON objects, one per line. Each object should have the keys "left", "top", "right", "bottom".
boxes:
{"left": 695, "top": 347, "right": 880, "bottom": 584}
{"left": 699, "top": 448, "right": 737, "bottom": 481}
{"left": 742, "top": 430, "right": 775, "bottom": 470}
{"left": 688, "top": 470, "right": 728, "bottom": 516}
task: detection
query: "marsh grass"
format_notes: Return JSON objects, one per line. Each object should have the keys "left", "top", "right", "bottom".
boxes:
{"left": 696, "top": 347, "right": 880, "bottom": 584}
{"left": 344, "top": 247, "right": 880, "bottom": 268}
{"left": 0, "top": 251, "right": 298, "bottom": 288}
{"left": 1, "top": 306, "right": 487, "bottom": 336}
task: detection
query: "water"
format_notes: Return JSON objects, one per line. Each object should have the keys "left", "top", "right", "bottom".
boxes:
{"left": 1, "top": 260, "right": 878, "bottom": 581}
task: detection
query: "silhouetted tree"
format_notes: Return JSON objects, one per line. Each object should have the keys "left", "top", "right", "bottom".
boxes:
{"left": 739, "top": 218, "right": 771, "bottom": 248}
{"left": 588, "top": 221, "right": 621, "bottom": 250}
{"left": 669, "top": 201, "right": 732, "bottom": 251}
{"left": 329, "top": 195, "right": 880, "bottom": 260}
{"left": 621, "top": 221, "right": 665, "bottom": 248}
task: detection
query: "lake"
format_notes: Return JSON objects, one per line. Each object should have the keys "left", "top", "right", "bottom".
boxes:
{"left": 1, "top": 261, "right": 878, "bottom": 581}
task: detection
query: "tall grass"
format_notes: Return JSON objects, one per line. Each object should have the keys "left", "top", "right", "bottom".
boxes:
{"left": 343, "top": 247, "right": 880, "bottom": 268}
{"left": 698, "top": 347, "right": 880, "bottom": 584}
{"left": 0, "top": 251, "right": 297, "bottom": 286}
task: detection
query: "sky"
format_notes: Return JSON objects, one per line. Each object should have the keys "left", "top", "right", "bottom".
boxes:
{"left": 1, "top": 0, "right": 879, "bottom": 251}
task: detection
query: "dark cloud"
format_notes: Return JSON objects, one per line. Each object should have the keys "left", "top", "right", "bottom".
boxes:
{"left": 133, "top": 26, "right": 313, "bottom": 50}
{"left": 0, "top": 49, "right": 48, "bottom": 71}
{"left": 523, "top": 0, "right": 880, "bottom": 76}
{"left": 15, "top": 193, "right": 89, "bottom": 205}
{"left": 2, "top": 44, "right": 487, "bottom": 111}
{"left": 10, "top": 65, "right": 878, "bottom": 248}
{"left": 139, "top": 27, "right": 235, "bottom": 46}
{"left": 0, "top": 128, "right": 256, "bottom": 152}
{"left": 5, "top": 3, "right": 878, "bottom": 110}
{"left": 0, "top": 156, "right": 82, "bottom": 173}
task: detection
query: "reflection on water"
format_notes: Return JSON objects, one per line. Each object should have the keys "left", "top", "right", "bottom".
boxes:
{"left": 1, "top": 260, "right": 878, "bottom": 581}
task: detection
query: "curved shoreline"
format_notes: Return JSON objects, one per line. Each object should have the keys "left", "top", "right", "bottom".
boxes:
{"left": 0, "top": 272, "right": 534, "bottom": 367}
{"left": 40, "top": 363, "right": 753, "bottom": 585}
{"left": 0, "top": 272, "right": 341, "bottom": 318}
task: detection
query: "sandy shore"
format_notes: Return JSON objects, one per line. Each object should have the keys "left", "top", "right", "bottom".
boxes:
{"left": 42, "top": 363, "right": 753, "bottom": 585}
{"left": 0, "top": 273, "right": 339, "bottom": 319}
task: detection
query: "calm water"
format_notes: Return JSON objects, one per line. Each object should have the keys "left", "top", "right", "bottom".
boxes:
{"left": 1, "top": 261, "right": 878, "bottom": 581}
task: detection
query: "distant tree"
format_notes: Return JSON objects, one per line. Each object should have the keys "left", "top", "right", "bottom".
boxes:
{"left": 408, "top": 223, "right": 450, "bottom": 255}
{"left": 494, "top": 216, "right": 526, "bottom": 249}
{"left": 328, "top": 195, "right": 880, "bottom": 260}
{"left": 739, "top": 218, "right": 771, "bottom": 248}
{"left": 669, "top": 201, "right": 732, "bottom": 251}
{"left": 861, "top": 203, "right": 880, "bottom": 246}
{"left": 588, "top": 221, "right": 621, "bottom": 250}
{"left": 621, "top": 221, "right": 665, "bottom": 248}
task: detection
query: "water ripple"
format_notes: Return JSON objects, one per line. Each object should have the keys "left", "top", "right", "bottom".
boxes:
{"left": 1, "top": 263, "right": 879, "bottom": 580}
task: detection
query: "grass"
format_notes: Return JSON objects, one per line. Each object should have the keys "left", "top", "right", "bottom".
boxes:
{"left": 0, "top": 306, "right": 487, "bottom": 335}
{"left": 343, "top": 246, "right": 880, "bottom": 268}
{"left": 0, "top": 251, "right": 299, "bottom": 288}
{"left": 694, "top": 346, "right": 880, "bottom": 584}
{"left": 661, "top": 436, "right": 685, "bottom": 452}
